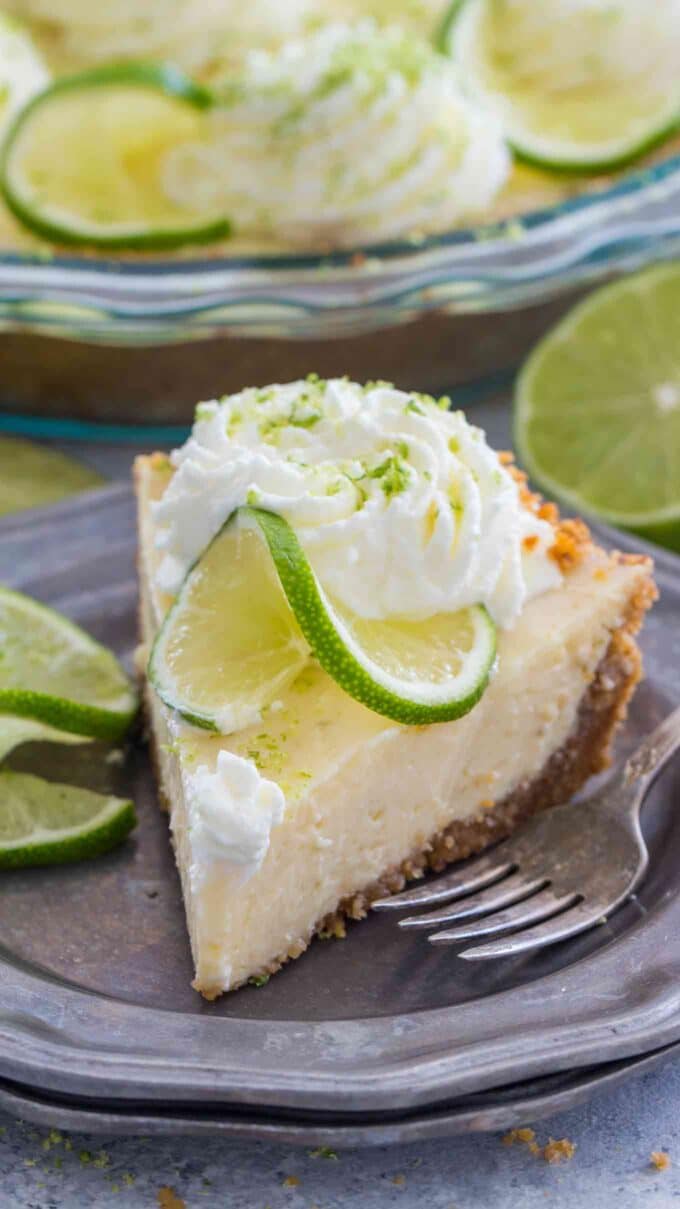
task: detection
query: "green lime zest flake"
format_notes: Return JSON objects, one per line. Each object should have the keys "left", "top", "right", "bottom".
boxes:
{"left": 309, "top": 1147, "right": 339, "bottom": 1160}
{"left": 365, "top": 453, "right": 411, "bottom": 499}
{"left": 0, "top": 772, "right": 136, "bottom": 869}
{"left": 248, "top": 973, "right": 270, "bottom": 987}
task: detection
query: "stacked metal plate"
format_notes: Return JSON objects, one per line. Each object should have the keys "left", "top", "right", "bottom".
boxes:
{"left": 1, "top": 426, "right": 680, "bottom": 1144}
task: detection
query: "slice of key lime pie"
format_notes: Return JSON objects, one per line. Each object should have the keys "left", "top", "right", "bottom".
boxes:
{"left": 135, "top": 377, "right": 655, "bottom": 997}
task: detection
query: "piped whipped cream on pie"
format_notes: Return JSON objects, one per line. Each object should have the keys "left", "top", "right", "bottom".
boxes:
{"left": 161, "top": 20, "right": 510, "bottom": 246}
{"left": 153, "top": 377, "right": 561, "bottom": 630}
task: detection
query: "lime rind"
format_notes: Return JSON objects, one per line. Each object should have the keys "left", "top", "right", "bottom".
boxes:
{"left": 0, "top": 62, "right": 232, "bottom": 250}
{"left": 0, "top": 770, "right": 136, "bottom": 869}
{"left": 250, "top": 507, "right": 496, "bottom": 726}
{"left": 0, "top": 714, "right": 92, "bottom": 762}
{"left": 514, "top": 265, "right": 680, "bottom": 548}
{"left": 440, "top": 0, "right": 680, "bottom": 174}
{"left": 0, "top": 586, "right": 138, "bottom": 741}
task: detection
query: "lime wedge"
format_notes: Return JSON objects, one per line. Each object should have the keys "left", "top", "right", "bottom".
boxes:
{"left": 149, "top": 507, "right": 496, "bottom": 731}
{"left": 514, "top": 265, "right": 680, "bottom": 552}
{"left": 439, "top": 0, "right": 680, "bottom": 172}
{"left": 0, "top": 436, "right": 103, "bottom": 517}
{"left": 0, "top": 714, "right": 92, "bottom": 763}
{"left": 0, "top": 587, "right": 137, "bottom": 740}
{"left": 0, "top": 771, "right": 135, "bottom": 869}
{"left": 0, "top": 62, "right": 232, "bottom": 249}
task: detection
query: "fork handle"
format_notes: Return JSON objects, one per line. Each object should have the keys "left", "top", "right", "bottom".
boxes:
{"left": 623, "top": 704, "right": 680, "bottom": 792}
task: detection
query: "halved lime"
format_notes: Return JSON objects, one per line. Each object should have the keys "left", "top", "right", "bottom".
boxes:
{"left": 0, "top": 771, "right": 135, "bottom": 869}
{"left": 514, "top": 265, "right": 680, "bottom": 552}
{"left": 149, "top": 507, "right": 496, "bottom": 731}
{"left": 0, "top": 63, "right": 232, "bottom": 249}
{"left": 0, "top": 436, "right": 103, "bottom": 517}
{"left": 0, "top": 587, "right": 137, "bottom": 740}
{"left": 439, "top": 0, "right": 680, "bottom": 172}
{"left": 0, "top": 714, "right": 92, "bottom": 763}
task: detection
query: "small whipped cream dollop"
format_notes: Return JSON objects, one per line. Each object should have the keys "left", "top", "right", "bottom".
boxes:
{"left": 161, "top": 20, "right": 510, "bottom": 247}
{"left": 186, "top": 750, "right": 285, "bottom": 887}
{"left": 154, "top": 377, "right": 561, "bottom": 631}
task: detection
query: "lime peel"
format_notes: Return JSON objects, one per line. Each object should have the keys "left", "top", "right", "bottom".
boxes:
{"left": 150, "top": 506, "right": 497, "bottom": 731}
{"left": 0, "top": 586, "right": 138, "bottom": 741}
{"left": 0, "top": 770, "right": 135, "bottom": 869}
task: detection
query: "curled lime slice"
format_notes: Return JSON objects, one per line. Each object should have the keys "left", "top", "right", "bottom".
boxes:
{"left": 149, "top": 507, "right": 496, "bottom": 731}
{"left": 514, "top": 265, "right": 680, "bottom": 552}
{"left": 0, "top": 587, "right": 137, "bottom": 740}
{"left": 0, "top": 62, "right": 231, "bottom": 249}
{"left": 0, "top": 771, "right": 135, "bottom": 869}
{"left": 439, "top": 0, "right": 680, "bottom": 172}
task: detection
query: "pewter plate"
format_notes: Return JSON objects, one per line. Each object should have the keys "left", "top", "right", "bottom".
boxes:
{"left": 1, "top": 477, "right": 680, "bottom": 1132}
{"left": 0, "top": 1045, "right": 678, "bottom": 1145}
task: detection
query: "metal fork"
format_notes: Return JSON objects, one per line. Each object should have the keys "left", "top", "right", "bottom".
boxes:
{"left": 372, "top": 707, "right": 680, "bottom": 959}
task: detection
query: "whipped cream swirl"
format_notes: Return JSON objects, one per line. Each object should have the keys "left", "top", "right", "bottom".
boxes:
{"left": 161, "top": 20, "right": 509, "bottom": 247}
{"left": 154, "top": 378, "right": 561, "bottom": 630}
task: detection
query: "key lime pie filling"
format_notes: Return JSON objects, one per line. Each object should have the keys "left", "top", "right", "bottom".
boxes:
{"left": 136, "top": 378, "right": 655, "bottom": 996}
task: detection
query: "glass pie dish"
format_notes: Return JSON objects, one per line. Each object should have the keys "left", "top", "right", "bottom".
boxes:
{"left": 1, "top": 150, "right": 680, "bottom": 427}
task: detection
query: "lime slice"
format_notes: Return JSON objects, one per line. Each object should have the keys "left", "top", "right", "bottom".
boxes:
{"left": 149, "top": 507, "right": 496, "bottom": 731}
{"left": 514, "top": 265, "right": 680, "bottom": 552}
{"left": 148, "top": 512, "right": 311, "bottom": 732}
{"left": 439, "top": 0, "right": 680, "bottom": 172}
{"left": 0, "top": 714, "right": 92, "bottom": 763}
{"left": 0, "top": 587, "right": 137, "bottom": 740}
{"left": 0, "top": 771, "right": 135, "bottom": 869}
{"left": 0, "top": 436, "right": 103, "bottom": 517}
{"left": 0, "top": 62, "right": 232, "bottom": 249}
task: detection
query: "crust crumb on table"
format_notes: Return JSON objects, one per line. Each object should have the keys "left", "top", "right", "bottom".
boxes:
{"left": 542, "top": 1137, "right": 577, "bottom": 1164}
{"left": 157, "top": 1188, "right": 186, "bottom": 1209}
{"left": 503, "top": 1127, "right": 536, "bottom": 1146}
{"left": 502, "top": 1129, "right": 576, "bottom": 1163}
{"left": 650, "top": 1150, "right": 671, "bottom": 1171}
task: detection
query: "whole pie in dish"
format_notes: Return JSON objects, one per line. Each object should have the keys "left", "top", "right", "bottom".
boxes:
{"left": 135, "top": 378, "right": 656, "bottom": 997}
{"left": 1, "top": 1, "right": 679, "bottom": 256}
